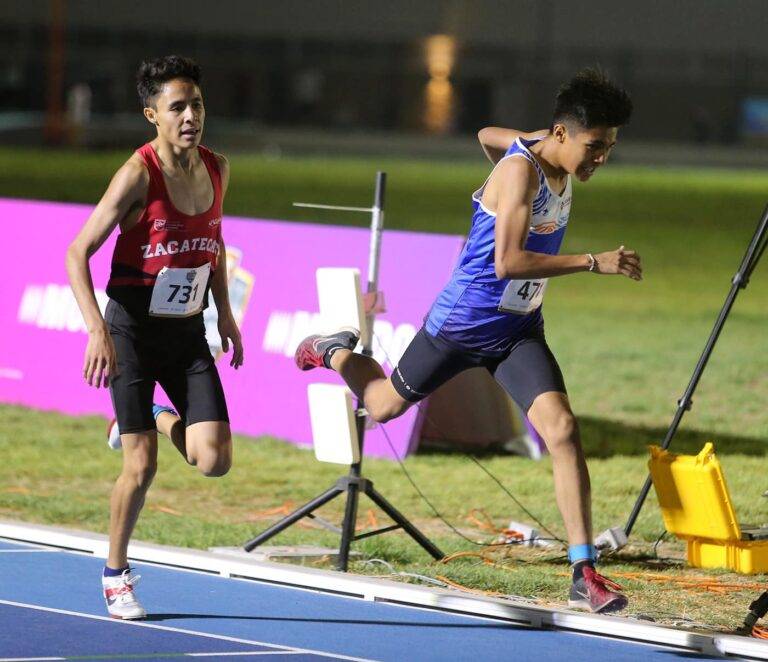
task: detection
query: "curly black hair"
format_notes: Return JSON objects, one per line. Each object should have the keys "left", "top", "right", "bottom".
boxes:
{"left": 136, "top": 55, "right": 202, "bottom": 108}
{"left": 553, "top": 68, "right": 632, "bottom": 129}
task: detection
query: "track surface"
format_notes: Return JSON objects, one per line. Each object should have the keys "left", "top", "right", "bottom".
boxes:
{"left": 0, "top": 539, "right": 718, "bottom": 661}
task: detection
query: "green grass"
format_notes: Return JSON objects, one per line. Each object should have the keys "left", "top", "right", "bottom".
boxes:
{"left": 2, "top": 404, "right": 766, "bottom": 630}
{"left": 1, "top": 147, "right": 767, "bottom": 631}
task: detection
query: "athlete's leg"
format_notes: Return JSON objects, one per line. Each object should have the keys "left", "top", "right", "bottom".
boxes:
{"left": 295, "top": 328, "right": 408, "bottom": 422}
{"left": 155, "top": 409, "right": 186, "bottom": 458}
{"left": 296, "top": 327, "right": 478, "bottom": 424}
{"left": 492, "top": 336, "right": 626, "bottom": 612}
{"left": 153, "top": 411, "right": 231, "bottom": 475}
{"left": 492, "top": 338, "right": 590, "bottom": 544}
{"left": 158, "top": 335, "right": 232, "bottom": 476}
{"left": 528, "top": 392, "right": 627, "bottom": 612}
{"left": 106, "top": 302, "right": 159, "bottom": 570}
{"left": 185, "top": 421, "right": 232, "bottom": 477}
{"left": 329, "top": 350, "right": 410, "bottom": 423}
{"left": 107, "top": 430, "right": 158, "bottom": 569}
{"left": 109, "top": 405, "right": 183, "bottom": 453}
{"left": 527, "top": 391, "right": 591, "bottom": 545}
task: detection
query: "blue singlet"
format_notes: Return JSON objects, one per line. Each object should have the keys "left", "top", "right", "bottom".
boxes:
{"left": 425, "top": 138, "right": 573, "bottom": 355}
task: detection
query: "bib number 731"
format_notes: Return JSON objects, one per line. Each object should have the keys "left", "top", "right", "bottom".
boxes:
{"left": 149, "top": 263, "right": 211, "bottom": 317}
{"left": 498, "top": 278, "right": 548, "bottom": 315}
{"left": 167, "top": 283, "right": 199, "bottom": 305}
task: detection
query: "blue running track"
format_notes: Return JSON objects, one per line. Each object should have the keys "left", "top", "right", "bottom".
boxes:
{"left": 0, "top": 538, "right": 723, "bottom": 661}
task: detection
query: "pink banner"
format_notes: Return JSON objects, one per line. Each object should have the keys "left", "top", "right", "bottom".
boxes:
{"left": 0, "top": 198, "right": 465, "bottom": 458}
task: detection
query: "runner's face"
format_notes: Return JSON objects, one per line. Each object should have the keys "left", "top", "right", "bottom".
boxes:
{"left": 148, "top": 78, "right": 205, "bottom": 149}
{"left": 556, "top": 124, "right": 618, "bottom": 181}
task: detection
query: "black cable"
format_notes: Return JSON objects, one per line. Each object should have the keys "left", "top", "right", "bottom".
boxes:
{"left": 463, "top": 448, "right": 564, "bottom": 543}
{"left": 378, "top": 421, "right": 564, "bottom": 549}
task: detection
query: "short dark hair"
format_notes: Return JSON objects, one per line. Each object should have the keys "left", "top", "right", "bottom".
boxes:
{"left": 136, "top": 55, "right": 202, "bottom": 107}
{"left": 553, "top": 68, "right": 632, "bottom": 130}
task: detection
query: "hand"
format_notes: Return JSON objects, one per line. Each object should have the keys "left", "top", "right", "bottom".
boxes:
{"left": 218, "top": 314, "right": 244, "bottom": 369}
{"left": 83, "top": 325, "right": 117, "bottom": 388}
{"left": 594, "top": 245, "right": 642, "bottom": 281}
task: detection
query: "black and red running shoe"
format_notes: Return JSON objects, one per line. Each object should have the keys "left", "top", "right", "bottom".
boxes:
{"left": 568, "top": 566, "right": 628, "bottom": 613}
{"left": 294, "top": 327, "right": 360, "bottom": 371}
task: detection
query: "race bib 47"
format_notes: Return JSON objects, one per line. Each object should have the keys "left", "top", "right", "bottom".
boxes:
{"left": 498, "top": 278, "right": 548, "bottom": 315}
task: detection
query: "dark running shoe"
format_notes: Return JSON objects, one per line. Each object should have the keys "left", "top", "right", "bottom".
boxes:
{"left": 568, "top": 566, "right": 628, "bottom": 613}
{"left": 294, "top": 327, "right": 360, "bottom": 371}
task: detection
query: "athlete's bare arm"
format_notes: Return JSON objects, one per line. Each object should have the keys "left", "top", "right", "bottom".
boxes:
{"left": 66, "top": 157, "right": 149, "bottom": 388}
{"left": 478, "top": 127, "right": 550, "bottom": 165}
{"left": 490, "top": 158, "right": 642, "bottom": 280}
{"left": 210, "top": 153, "right": 244, "bottom": 369}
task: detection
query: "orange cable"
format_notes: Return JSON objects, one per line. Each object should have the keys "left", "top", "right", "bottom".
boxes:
{"left": 607, "top": 570, "right": 767, "bottom": 593}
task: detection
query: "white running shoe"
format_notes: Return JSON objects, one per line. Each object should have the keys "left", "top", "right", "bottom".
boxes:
{"left": 102, "top": 569, "right": 146, "bottom": 619}
{"left": 106, "top": 405, "right": 177, "bottom": 450}
{"left": 106, "top": 419, "right": 121, "bottom": 450}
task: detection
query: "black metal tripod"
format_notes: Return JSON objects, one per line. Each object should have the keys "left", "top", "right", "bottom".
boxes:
{"left": 623, "top": 204, "right": 768, "bottom": 538}
{"left": 739, "top": 590, "right": 768, "bottom": 634}
{"left": 242, "top": 172, "right": 444, "bottom": 570}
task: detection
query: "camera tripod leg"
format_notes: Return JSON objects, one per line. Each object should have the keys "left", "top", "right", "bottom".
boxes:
{"left": 366, "top": 483, "right": 444, "bottom": 560}
{"left": 336, "top": 480, "right": 362, "bottom": 571}
{"left": 243, "top": 484, "right": 344, "bottom": 552}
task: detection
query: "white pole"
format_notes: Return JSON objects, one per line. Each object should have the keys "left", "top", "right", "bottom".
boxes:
{"left": 363, "top": 172, "right": 386, "bottom": 354}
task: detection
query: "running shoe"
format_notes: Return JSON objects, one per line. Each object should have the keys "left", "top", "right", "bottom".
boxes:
{"left": 102, "top": 569, "right": 146, "bottom": 619}
{"left": 294, "top": 327, "right": 360, "bottom": 371}
{"left": 106, "top": 405, "right": 177, "bottom": 450}
{"left": 106, "top": 419, "right": 121, "bottom": 450}
{"left": 568, "top": 566, "right": 628, "bottom": 613}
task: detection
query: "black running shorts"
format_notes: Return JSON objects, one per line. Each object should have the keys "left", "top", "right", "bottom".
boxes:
{"left": 390, "top": 327, "right": 566, "bottom": 413}
{"left": 106, "top": 299, "right": 229, "bottom": 434}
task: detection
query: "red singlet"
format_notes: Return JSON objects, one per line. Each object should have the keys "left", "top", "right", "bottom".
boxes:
{"left": 106, "top": 143, "right": 223, "bottom": 315}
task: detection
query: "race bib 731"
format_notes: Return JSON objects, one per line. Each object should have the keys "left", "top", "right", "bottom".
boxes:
{"left": 149, "top": 263, "right": 210, "bottom": 317}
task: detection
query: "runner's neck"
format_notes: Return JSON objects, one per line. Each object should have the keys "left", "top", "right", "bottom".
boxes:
{"left": 152, "top": 139, "right": 199, "bottom": 175}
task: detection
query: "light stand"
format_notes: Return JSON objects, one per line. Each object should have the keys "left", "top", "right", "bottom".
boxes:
{"left": 242, "top": 172, "right": 444, "bottom": 570}
{"left": 604, "top": 204, "right": 768, "bottom": 549}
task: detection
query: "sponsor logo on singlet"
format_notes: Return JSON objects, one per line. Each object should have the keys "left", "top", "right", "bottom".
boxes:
{"left": 530, "top": 193, "right": 571, "bottom": 235}
{"left": 153, "top": 219, "right": 186, "bottom": 232}
{"left": 140, "top": 237, "right": 220, "bottom": 259}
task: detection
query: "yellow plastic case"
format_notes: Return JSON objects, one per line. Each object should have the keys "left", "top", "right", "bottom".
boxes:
{"left": 648, "top": 442, "right": 768, "bottom": 574}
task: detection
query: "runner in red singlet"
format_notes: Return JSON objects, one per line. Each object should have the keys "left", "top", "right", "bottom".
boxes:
{"left": 66, "top": 55, "right": 243, "bottom": 620}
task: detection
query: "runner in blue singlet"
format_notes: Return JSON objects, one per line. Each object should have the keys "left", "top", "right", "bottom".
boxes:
{"left": 426, "top": 135, "right": 573, "bottom": 354}
{"left": 296, "top": 69, "right": 642, "bottom": 614}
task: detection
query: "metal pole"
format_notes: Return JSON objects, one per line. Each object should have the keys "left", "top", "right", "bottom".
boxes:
{"left": 623, "top": 205, "right": 768, "bottom": 537}
{"left": 366, "top": 172, "right": 387, "bottom": 302}
{"left": 337, "top": 172, "right": 386, "bottom": 571}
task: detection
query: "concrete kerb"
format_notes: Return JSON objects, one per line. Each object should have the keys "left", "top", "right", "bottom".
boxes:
{"left": 0, "top": 519, "right": 766, "bottom": 660}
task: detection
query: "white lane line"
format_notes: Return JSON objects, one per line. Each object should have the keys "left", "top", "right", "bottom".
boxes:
{"left": 0, "top": 549, "right": 60, "bottom": 553}
{"left": 0, "top": 600, "right": 375, "bottom": 662}
{"left": 0, "top": 654, "right": 309, "bottom": 661}
{"left": 188, "top": 653, "right": 305, "bottom": 657}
